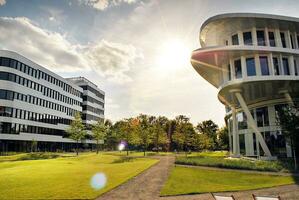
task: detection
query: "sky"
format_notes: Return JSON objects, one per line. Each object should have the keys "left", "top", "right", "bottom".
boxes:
{"left": 0, "top": 0, "right": 299, "bottom": 126}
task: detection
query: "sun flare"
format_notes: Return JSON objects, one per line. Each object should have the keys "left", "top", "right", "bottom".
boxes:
{"left": 156, "top": 39, "right": 190, "bottom": 70}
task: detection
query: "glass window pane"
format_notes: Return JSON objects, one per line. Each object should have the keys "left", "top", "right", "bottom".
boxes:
{"left": 232, "top": 34, "right": 239, "bottom": 45}
{"left": 256, "top": 107, "right": 269, "bottom": 127}
{"left": 259, "top": 56, "right": 270, "bottom": 75}
{"left": 257, "top": 30, "right": 265, "bottom": 46}
{"left": 268, "top": 32, "right": 275, "bottom": 47}
{"left": 295, "top": 59, "right": 299, "bottom": 76}
{"left": 280, "top": 32, "right": 286, "bottom": 48}
{"left": 282, "top": 58, "right": 290, "bottom": 75}
{"left": 243, "top": 32, "right": 252, "bottom": 45}
{"left": 273, "top": 57, "right": 280, "bottom": 75}
{"left": 234, "top": 59, "right": 242, "bottom": 78}
{"left": 246, "top": 57, "right": 256, "bottom": 76}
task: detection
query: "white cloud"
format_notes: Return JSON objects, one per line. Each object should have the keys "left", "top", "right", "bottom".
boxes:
{"left": 0, "top": 0, "right": 6, "bottom": 6}
{"left": 0, "top": 17, "right": 142, "bottom": 83}
{"left": 83, "top": 0, "right": 138, "bottom": 10}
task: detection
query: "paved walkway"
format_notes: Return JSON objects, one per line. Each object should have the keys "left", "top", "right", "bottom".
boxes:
{"left": 96, "top": 156, "right": 175, "bottom": 200}
{"left": 96, "top": 156, "right": 299, "bottom": 200}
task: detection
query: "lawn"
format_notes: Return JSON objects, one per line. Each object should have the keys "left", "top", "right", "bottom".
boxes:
{"left": 0, "top": 153, "right": 158, "bottom": 199}
{"left": 161, "top": 166, "right": 298, "bottom": 196}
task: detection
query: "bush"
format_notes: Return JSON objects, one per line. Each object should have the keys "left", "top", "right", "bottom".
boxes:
{"left": 175, "top": 156, "right": 292, "bottom": 172}
{"left": 112, "top": 156, "right": 136, "bottom": 163}
{"left": 16, "top": 153, "right": 60, "bottom": 161}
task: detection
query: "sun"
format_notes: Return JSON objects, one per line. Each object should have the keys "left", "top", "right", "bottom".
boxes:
{"left": 156, "top": 39, "right": 190, "bottom": 70}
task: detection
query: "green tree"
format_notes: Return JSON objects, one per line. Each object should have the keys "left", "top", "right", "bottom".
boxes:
{"left": 276, "top": 103, "right": 299, "bottom": 171}
{"left": 67, "top": 112, "right": 86, "bottom": 156}
{"left": 153, "top": 116, "right": 169, "bottom": 152}
{"left": 197, "top": 133, "right": 214, "bottom": 150}
{"left": 217, "top": 126, "right": 229, "bottom": 150}
{"left": 92, "top": 120, "right": 107, "bottom": 154}
{"left": 196, "top": 120, "right": 219, "bottom": 149}
{"left": 31, "top": 140, "right": 38, "bottom": 152}
{"left": 136, "top": 114, "right": 153, "bottom": 156}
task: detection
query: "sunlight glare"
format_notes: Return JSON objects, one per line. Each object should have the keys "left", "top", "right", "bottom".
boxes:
{"left": 156, "top": 39, "right": 190, "bottom": 70}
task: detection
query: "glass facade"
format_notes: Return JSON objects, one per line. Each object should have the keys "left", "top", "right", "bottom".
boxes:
{"left": 268, "top": 31, "right": 275, "bottom": 47}
{"left": 234, "top": 59, "right": 242, "bottom": 78}
{"left": 232, "top": 34, "right": 239, "bottom": 45}
{"left": 273, "top": 57, "right": 280, "bottom": 75}
{"left": 243, "top": 32, "right": 252, "bottom": 45}
{"left": 259, "top": 56, "right": 270, "bottom": 75}
{"left": 282, "top": 57, "right": 290, "bottom": 75}
{"left": 280, "top": 32, "right": 286, "bottom": 48}
{"left": 257, "top": 30, "right": 265, "bottom": 46}
{"left": 246, "top": 57, "right": 256, "bottom": 76}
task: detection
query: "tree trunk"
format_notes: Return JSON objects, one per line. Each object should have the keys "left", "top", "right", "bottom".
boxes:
{"left": 76, "top": 141, "right": 79, "bottom": 156}
{"left": 126, "top": 144, "right": 129, "bottom": 156}
{"left": 96, "top": 140, "right": 99, "bottom": 154}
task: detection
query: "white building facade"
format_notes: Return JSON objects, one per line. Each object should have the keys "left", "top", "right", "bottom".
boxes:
{"left": 0, "top": 50, "right": 104, "bottom": 151}
{"left": 191, "top": 13, "right": 299, "bottom": 159}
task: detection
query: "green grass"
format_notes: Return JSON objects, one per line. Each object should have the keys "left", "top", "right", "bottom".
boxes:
{"left": 176, "top": 156, "right": 291, "bottom": 172}
{"left": 161, "top": 166, "right": 297, "bottom": 196}
{"left": 0, "top": 153, "right": 158, "bottom": 199}
{"left": 103, "top": 151, "right": 173, "bottom": 157}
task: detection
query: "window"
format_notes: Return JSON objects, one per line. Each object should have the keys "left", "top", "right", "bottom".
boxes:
{"left": 246, "top": 57, "right": 256, "bottom": 76}
{"left": 273, "top": 57, "right": 280, "bottom": 75}
{"left": 234, "top": 59, "right": 242, "bottom": 78}
{"left": 1, "top": 57, "right": 10, "bottom": 67}
{"left": 280, "top": 32, "right": 286, "bottom": 48}
{"left": 243, "top": 31, "right": 252, "bottom": 45}
{"left": 232, "top": 34, "right": 239, "bottom": 45}
{"left": 259, "top": 56, "right": 270, "bottom": 75}
{"left": 257, "top": 30, "right": 265, "bottom": 46}
{"left": 256, "top": 107, "right": 269, "bottom": 127}
{"left": 268, "top": 32, "right": 275, "bottom": 47}
{"left": 282, "top": 58, "right": 290, "bottom": 75}
{"left": 237, "top": 112, "right": 247, "bottom": 130}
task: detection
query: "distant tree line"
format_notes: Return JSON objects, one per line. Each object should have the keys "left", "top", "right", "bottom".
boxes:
{"left": 67, "top": 113, "right": 229, "bottom": 155}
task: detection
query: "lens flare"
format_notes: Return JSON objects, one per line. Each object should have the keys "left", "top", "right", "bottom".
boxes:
{"left": 118, "top": 143, "right": 125, "bottom": 151}
{"left": 90, "top": 173, "right": 107, "bottom": 190}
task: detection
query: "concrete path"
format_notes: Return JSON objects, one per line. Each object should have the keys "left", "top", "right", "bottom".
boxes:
{"left": 96, "top": 156, "right": 175, "bottom": 200}
{"left": 96, "top": 156, "right": 299, "bottom": 200}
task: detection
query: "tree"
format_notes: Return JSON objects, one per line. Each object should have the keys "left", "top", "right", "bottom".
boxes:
{"left": 92, "top": 120, "right": 107, "bottom": 154}
{"left": 276, "top": 103, "right": 299, "bottom": 171}
{"left": 153, "top": 116, "right": 169, "bottom": 152}
{"left": 196, "top": 120, "right": 219, "bottom": 149}
{"left": 67, "top": 112, "right": 86, "bottom": 156}
{"left": 196, "top": 133, "right": 214, "bottom": 150}
{"left": 217, "top": 126, "right": 229, "bottom": 150}
{"left": 136, "top": 114, "right": 153, "bottom": 156}
{"left": 31, "top": 140, "right": 38, "bottom": 152}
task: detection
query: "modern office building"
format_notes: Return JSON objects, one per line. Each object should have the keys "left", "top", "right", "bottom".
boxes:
{"left": 191, "top": 13, "right": 299, "bottom": 159}
{"left": 67, "top": 77, "right": 105, "bottom": 130}
{"left": 0, "top": 50, "right": 105, "bottom": 152}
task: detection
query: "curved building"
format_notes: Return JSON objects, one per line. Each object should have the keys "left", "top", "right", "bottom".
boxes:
{"left": 0, "top": 50, "right": 104, "bottom": 152}
{"left": 191, "top": 13, "right": 299, "bottom": 159}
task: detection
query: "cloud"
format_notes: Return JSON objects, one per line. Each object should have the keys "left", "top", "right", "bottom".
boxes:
{"left": 0, "top": 17, "right": 142, "bottom": 83}
{"left": 83, "top": 0, "right": 138, "bottom": 10}
{"left": 0, "top": 0, "right": 5, "bottom": 6}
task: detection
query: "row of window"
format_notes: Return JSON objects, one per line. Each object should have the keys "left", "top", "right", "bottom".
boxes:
{"left": 0, "top": 57, "right": 81, "bottom": 97}
{"left": 0, "top": 106, "right": 73, "bottom": 125}
{"left": 82, "top": 95, "right": 104, "bottom": 107}
{"left": 0, "top": 71, "right": 81, "bottom": 106}
{"left": 236, "top": 106, "right": 269, "bottom": 130}
{"left": 82, "top": 113, "right": 102, "bottom": 122}
{"left": 0, "top": 122, "right": 65, "bottom": 136}
{"left": 228, "top": 55, "right": 299, "bottom": 80}
{"left": 82, "top": 105, "right": 104, "bottom": 116}
{"left": 81, "top": 85, "right": 105, "bottom": 100}
{"left": 0, "top": 89, "right": 79, "bottom": 117}
{"left": 231, "top": 29, "right": 299, "bottom": 49}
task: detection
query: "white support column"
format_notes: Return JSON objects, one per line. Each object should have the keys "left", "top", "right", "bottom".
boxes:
{"left": 265, "top": 27, "right": 270, "bottom": 46}
{"left": 289, "top": 55, "right": 295, "bottom": 75}
{"left": 231, "top": 107, "right": 240, "bottom": 157}
{"left": 252, "top": 27, "right": 257, "bottom": 46}
{"left": 295, "top": 32, "right": 298, "bottom": 49}
{"left": 269, "top": 53, "right": 274, "bottom": 76}
{"left": 286, "top": 30, "right": 292, "bottom": 48}
{"left": 241, "top": 56, "right": 247, "bottom": 78}
{"left": 274, "top": 29, "right": 282, "bottom": 47}
{"left": 232, "top": 91, "right": 272, "bottom": 157}
{"left": 238, "top": 31, "right": 244, "bottom": 45}
{"left": 255, "top": 54, "right": 261, "bottom": 76}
